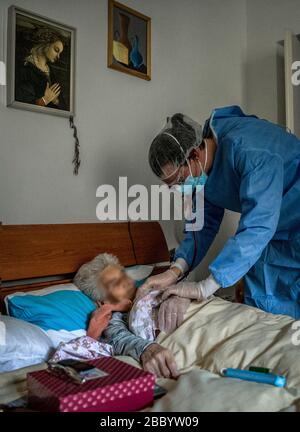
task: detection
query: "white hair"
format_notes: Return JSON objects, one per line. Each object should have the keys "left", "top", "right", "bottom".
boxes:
{"left": 73, "top": 253, "right": 122, "bottom": 301}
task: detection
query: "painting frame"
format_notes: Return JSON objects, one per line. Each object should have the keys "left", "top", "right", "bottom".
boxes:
{"left": 107, "top": 0, "right": 151, "bottom": 81}
{"left": 6, "top": 5, "right": 76, "bottom": 117}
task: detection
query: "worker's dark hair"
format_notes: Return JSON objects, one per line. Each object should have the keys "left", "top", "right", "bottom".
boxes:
{"left": 202, "top": 118, "right": 213, "bottom": 139}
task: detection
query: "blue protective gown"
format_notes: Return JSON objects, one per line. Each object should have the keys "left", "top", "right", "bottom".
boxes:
{"left": 174, "top": 106, "right": 300, "bottom": 319}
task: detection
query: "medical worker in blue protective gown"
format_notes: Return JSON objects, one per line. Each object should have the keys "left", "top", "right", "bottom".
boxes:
{"left": 144, "top": 106, "right": 300, "bottom": 333}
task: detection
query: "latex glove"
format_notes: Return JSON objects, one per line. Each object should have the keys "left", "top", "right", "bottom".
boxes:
{"left": 141, "top": 343, "right": 179, "bottom": 379}
{"left": 158, "top": 296, "right": 191, "bottom": 334}
{"left": 161, "top": 275, "right": 220, "bottom": 302}
{"left": 138, "top": 269, "right": 179, "bottom": 298}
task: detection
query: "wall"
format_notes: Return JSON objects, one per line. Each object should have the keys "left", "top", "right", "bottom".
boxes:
{"left": 246, "top": 0, "right": 300, "bottom": 123}
{"left": 0, "top": 0, "right": 246, "bottom": 277}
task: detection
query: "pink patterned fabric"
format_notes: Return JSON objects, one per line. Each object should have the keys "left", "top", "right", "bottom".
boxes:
{"left": 49, "top": 336, "right": 113, "bottom": 363}
{"left": 128, "top": 290, "right": 162, "bottom": 341}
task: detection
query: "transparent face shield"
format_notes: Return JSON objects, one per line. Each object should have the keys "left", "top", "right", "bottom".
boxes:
{"left": 160, "top": 121, "right": 206, "bottom": 233}
{"left": 160, "top": 132, "right": 193, "bottom": 184}
{"left": 162, "top": 134, "right": 207, "bottom": 232}
{"left": 161, "top": 132, "right": 208, "bottom": 189}
{"left": 156, "top": 114, "right": 204, "bottom": 184}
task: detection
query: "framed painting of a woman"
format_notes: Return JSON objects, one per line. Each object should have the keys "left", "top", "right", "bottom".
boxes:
{"left": 7, "top": 6, "right": 76, "bottom": 117}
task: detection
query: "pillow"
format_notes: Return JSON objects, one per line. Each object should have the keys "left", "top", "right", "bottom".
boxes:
{"left": 125, "top": 265, "right": 154, "bottom": 287}
{"left": 0, "top": 315, "right": 53, "bottom": 372}
{"left": 6, "top": 284, "right": 96, "bottom": 348}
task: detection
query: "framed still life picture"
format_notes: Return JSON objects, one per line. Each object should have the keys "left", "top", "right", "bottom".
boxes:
{"left": 108, "top": 0, "right": 151, "bottom": 81}
{"left": 6, "top": 6, "right": 76, "bottom": 117}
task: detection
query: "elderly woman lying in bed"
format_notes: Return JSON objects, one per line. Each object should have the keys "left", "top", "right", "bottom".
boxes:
{"left": 73, "top": 254, "right": 179, "bottom": 379}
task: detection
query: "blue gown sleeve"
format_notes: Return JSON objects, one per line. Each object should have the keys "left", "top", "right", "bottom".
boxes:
{"left": 174, "top": 198, "right": 224, "bottom": 271}
{"left": 209, "top": 148, "right": 284, "bottom": 288}
{"left": 103, "top": 312, "right": 153, "bottom": 362}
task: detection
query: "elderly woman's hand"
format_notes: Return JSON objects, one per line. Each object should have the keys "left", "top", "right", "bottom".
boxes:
{"left": 141, "top": 343, "right": 179, "bottom": 379}
{"left": 102, "top": 299, "right": 132, "bottom": 313}
{"left": 87, "top": 300, "right": 133, "bottom": 340}
{"left": 87, "top": 303, "right": 112, "bottom": 340}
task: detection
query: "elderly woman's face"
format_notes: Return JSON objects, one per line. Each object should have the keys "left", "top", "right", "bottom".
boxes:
{"left": 98, "top": 265, "right": 136, "bottom": 303}
{"left": 45, "top": 41, "right": 64, "bottom": 63}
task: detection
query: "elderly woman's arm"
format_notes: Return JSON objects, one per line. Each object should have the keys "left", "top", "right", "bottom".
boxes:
{"left": 87, "top": 301, "right": 132, "bottom": 340}
{"left": 103, "top": 312, "right": 153, "bottom": 362}
{"left": 103, "top": 312, "right": 179, "bottom": 378}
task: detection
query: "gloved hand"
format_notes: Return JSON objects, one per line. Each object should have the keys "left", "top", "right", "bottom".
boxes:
{"left": 158, "top": 296, "right": 191, "bottom": 334}
{"left": 140, "top": 343, "right": 179, "bottom": 378}
{"left": 161, "top": 274, "right": 220, "bottom": 302}
{"left": 137, "top": 269, "right": 179, "bottom": 300}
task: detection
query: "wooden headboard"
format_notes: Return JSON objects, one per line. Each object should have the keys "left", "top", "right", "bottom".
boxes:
{"left": 0, "top": 221, "right": 170, "bottom": 313}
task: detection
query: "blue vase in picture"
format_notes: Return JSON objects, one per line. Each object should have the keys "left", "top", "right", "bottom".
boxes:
{"left": 130, "top": 35, "right": 144, "bottom": 69}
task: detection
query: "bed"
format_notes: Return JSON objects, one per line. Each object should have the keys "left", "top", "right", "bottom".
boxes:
{"left": 0, "top": 222, "right": 300, "bottom": 412}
